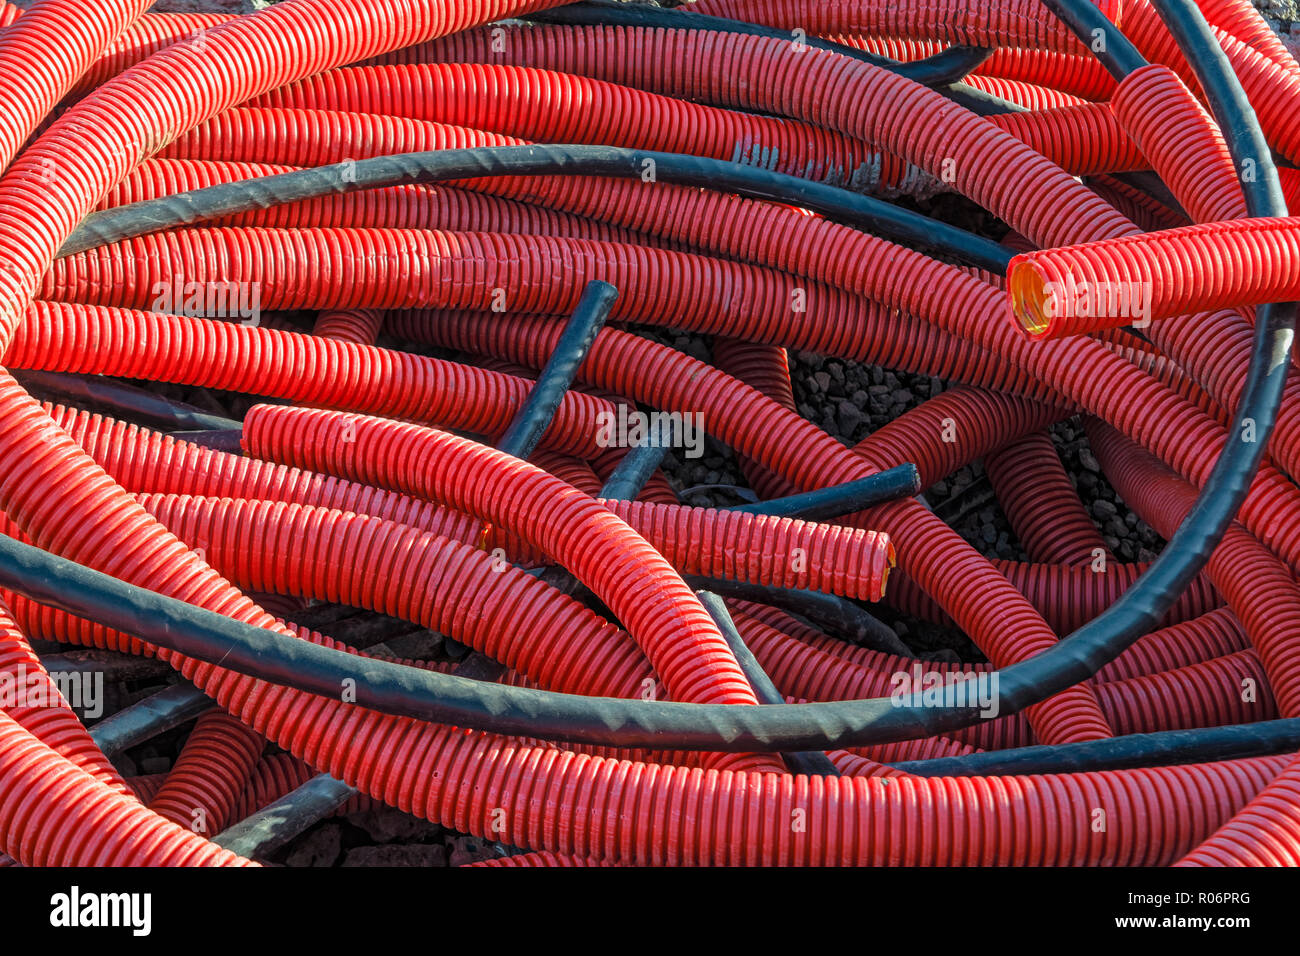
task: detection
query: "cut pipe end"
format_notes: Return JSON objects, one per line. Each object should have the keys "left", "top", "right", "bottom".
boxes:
{"left": 878, "top": 537, "right": 897, "bottom": 600}
{"left": 1008, "top": 259, "right": 1054, "bottom": 339}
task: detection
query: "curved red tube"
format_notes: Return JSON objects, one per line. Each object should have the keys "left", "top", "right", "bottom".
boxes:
{"left": 0, "top": 709, "right": 252, "bottom": 866}
{"left": 9, "top": 300, "right": 612, "bottom": 457}
{"left": 1087, "top": 420, "right": 1300, "bottom": 719}
{"left": 1008, "top": 216, "right": 1300, "bottom": 334}
{"left": 148, "top": 711, "right": 264, "bottom": 836}
{"left": 242, "top": 367, "right": 1116, "bottom": 745}
{"left": 688, "top": 0, "right": 1098, "bottom": 54}
{"left": 1178, "top": 753, "right": 1300, "bottom": 865}
{"left": 0, "top": 602, "right": 130, "bottom": 795}
{"left": 984, "top": 431, "right": 1110, "bottom": 565}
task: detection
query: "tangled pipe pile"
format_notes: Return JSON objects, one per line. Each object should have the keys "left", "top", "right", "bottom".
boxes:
{"left": 0, "top": 0, "right": 1299, "bottom": 867}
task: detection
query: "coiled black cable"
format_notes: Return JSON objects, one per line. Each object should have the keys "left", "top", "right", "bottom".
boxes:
{"left": 523, "top": 0, "right": 999, "bottom": 91}
{"left": 896, "top": 719, "right": 1300, "bottom": 777}
{"left": 1038, "top": 0, "right": 1149, "bottom": 79}
{"left": 60, "top": 145, "right": 1014, "bottom": 272}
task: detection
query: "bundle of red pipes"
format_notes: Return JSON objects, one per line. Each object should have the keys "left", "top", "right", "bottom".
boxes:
{"left": 0, "top": 0, "right": 1297, "bottom": 868}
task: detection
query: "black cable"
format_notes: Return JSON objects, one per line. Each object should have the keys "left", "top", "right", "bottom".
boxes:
{"left": 164, "top": 428, "right": 245, "bottom": 453}
{"left": 1149, "top": 0, "right": 1288, "bottom": 216}
{"left": 679, "top": 575, "right": 910, "bottom": 658}
{"left": 598, "top": 437, "right": 671, "bottom": 499}
{"left": 452, "top": 289, "right": 617, "bottom": 680}
{"left": 0, "top": 496, "right": 1291, "bottom": 754}
{"left": 14, "top": 370, "right": 240, "bottom": 432}
{"left": 727, "top": 464, "right": 920, "bottom": 521}
{"left": 1037, "top": 0, "right": 1148, "bottom": 79}
{"left": 88, "top": 683, "right": 214, "bottom": 758}
{"left": 533, "top": 462, "right": 914, "bottom": 657}
{"left": 496, "top": 280, "right": 618, "bottom": 460}
{"left": 899, "top": 46, "right": 998, "bottom": 88}
{"left": 526, "top": 2, "right": 892, "bottom": 66}
{"left": 698, "top": 591, "right": 840, "bottom": 777}
{"left": 895, "top": 719, "right": 1300, "bottom": 777}
{"left": 522, "top": 1, "right": 997, "bottom": 90}
{"left": 0, "top": 532, "right": 917, "bottom": 753}
{"left": 214, "top": 773, "right": 356, "bottom": 858}
{"left": 36, "top": 650, "right": 169, "bottom": 680}
{"left": 60, "top": 145, "right": 1014, "bottom": 273}
{"left": 997, "top": 0, "right": 1295, "bottom": 725}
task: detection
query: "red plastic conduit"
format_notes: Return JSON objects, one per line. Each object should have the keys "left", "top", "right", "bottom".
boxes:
{"left": 0, "top": 0, "right": 1296, "bottom": 867}
{"left": 983, "top": 431, "right": 1111, "bottom": 566}
{"left": 0, "top": 708, "right": 252, "bottom": 866}
{"left": 147, "top": 710, "right": 265, "bottom": 836}
{"left": 242, "top": 352, "right": 1117, "bottom": 745}
{"left": 8, "top": 301, "right": 613, "bottom": 458}
{"left": 687, "top": 0, "right": 1101, "bottom": 54}
{"left": 1087, "top": 420, "right": 1300, "bottom": 718}
{"left": 0, "top": 601, "right": 130, "bottom": 795}
{"left": 1177, "top": 752, "right": 1300, "bottom": 865}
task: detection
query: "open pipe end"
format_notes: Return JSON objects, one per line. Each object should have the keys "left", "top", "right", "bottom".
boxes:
{"left": 875, "top": 537, "right": 898, "bottom": 602}
{"left": 1008, "top": 258, "right": 1056, "bottom": 339}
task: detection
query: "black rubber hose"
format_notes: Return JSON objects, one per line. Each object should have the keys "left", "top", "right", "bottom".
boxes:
{"left": 1038, "top": 0, "right": 1148, "bottom": 79}
{"left": 727, "top": 464, "right": 920, "bottom": 521}
{"left": 165, "top": 428, "right": 245, "bottom": 453}
{"left": 214, "top": 772, "right": 356, "bottom": 858}
{"left": 522, "top": 1, "right": 997, "bottom": 88}
{"left": 0, "top": 535, "right": 975, "bottom": 751}
{"left": 1149, "top": 0, "right": 1287, "bottom": 217}
{"left": 516, "top": 407, "right": 674, "bottom": 610}
{"left": 496, "top": 280, "right": 618, "bottom": 460}
{"left": 14, "top": 370, "right": 240, "bottom": 432}
{"left": 88, "top": 683, "right": 215, "bottom": 758}
{"left": 36, "top": 650, "right": 169, "bottom": 680}
{"left": 598, "top": 437, "right": 671, "bottom": 499}
{"left": 450, "top": 293, "right": 617, "bottom": 683}
{"left": 59, "top": 145, "right": 1015, "bottom": 272}
{"left": 681, "top": 576, "right": 909, "bottom": 657}
{"left": 449, "top": 290, "right": 619, "bottom": 683}
{"left": 698, "top": 590, "right": 840, "bottom": 777}
{"left": 893, "top": 46, "right": 998, "bottom": 88}
{"left": 895, "top": 719, "right": 1300, "bottom": 777}
{"left": 0, "top": 517, "right": 1284, "bottom": 753}
{"left": 987, "top": 0, "right": 1297, "bottom": 734}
